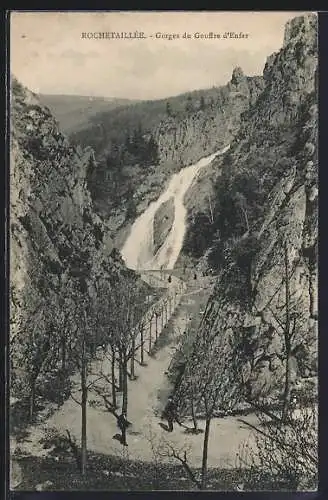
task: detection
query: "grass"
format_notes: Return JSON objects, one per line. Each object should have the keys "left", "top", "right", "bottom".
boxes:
{"left": 14, "top": 450, "right": 294, "bottom": 491}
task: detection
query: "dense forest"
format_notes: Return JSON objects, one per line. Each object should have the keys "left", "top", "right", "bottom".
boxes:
{"left": 70, "top": 86, "right": 227, "bottom": 154}
{"left": 39, "top": 94, "right": 139, "bottom": 134}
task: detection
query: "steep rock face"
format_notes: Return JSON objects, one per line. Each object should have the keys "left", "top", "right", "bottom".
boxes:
{"left": 177, "top": 13, "right": 318, "bottom": 408}
{"left": 125, "top": 72, "right": 262, "bottom": 244}
{"left": 77, "top": 73, "right": 264, "bottom": 240}
{"left": 153, "top": 198, "right": 175, "bottom": 254}
{"left": 10, "top": 78, "right": 143, "bottom": 399}
{"left": 154, "top": 72, "right": 263, "bottom": 168}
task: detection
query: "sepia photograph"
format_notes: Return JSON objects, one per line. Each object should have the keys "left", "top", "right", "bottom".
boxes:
{"left": 9, "top": 10, "right": 318, "bottom": 491}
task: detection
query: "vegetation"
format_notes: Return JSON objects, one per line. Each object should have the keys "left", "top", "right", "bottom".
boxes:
{"left": 69, "top": 85, "right": 229, "bottom": 156}
{"left": 38, "top": 94, "right": 139, "bottom": 135}
{"left": 10, "top": 14, "right": 318, "bottom": 492}
{"left": 237, "top": 403, "right": 318, "bottom": 490}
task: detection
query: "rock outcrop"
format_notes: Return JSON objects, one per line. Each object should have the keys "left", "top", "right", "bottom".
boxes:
{"left": 154, "top": 71, "right": 263, "bottom": 169}
{"left": 178, "top": 13, "right": 318, "bottom": 407}
{"left": 10, "top": 78, "right": 145, "bottom": 402}
{"left": 70, "top": 72, "right": 264, "bottom": 239}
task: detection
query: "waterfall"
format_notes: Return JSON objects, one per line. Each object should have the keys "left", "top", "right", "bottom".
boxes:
{"left": 121, "top": 145, "right": 230, "bottom": 270}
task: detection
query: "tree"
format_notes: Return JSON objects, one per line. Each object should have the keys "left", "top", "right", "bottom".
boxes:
{"left": 185, "top": 96, "right": 193, "bottom": 113}
{"left": 178, "top": 327, "right": 203, "bottom": 434}
{"left": 68, "top": 279, "right": 95, "bottom": 475}
{"left": 260, "top": 242, "right": 304, "bottom": 422}
{"left": 237, "top": 402, "right": 318, "bottom": 490}
{"left": 174, "top": 325, "right": 240, "bottom": 489}
{"left": 166, "top": 101, "right": 172, "bottom": 117}
{"left": 59, "top": 271, "right": 106, "bottom": 475}
{"left": 147, "top": 135, "right": 159, "bottom": 166}
{"left": 234, "top": 239, "right": 316, "bottom": 425}
{"left": 234, "top": 191, "right": 249, "bottom": 233}
{"left": 108, "top": 277, "right": 147, "bottom": 418}
{"left": 198, "top": 339, "right": 238, "bottom": 488}
{"left": 200, "top": 95, "right": 206, "bottom": 111}
{"left": 12, "top": 293, "right": 59, "bottom": 421}
{"left": 92, "top": 270, "right": 119, "bottom": 410}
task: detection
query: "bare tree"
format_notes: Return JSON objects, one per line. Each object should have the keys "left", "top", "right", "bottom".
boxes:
{"left": 148, "top": 312, "right": 154, "bottom": 353}
{"left": 67, "top": 279, "right": 97, "bottom": 475}
{"left": 139, "top": 318, "right": 146, "bottom": 366}
{"left": 12, "top": 294, "right": 59, "bottom": 421}
{"left": 165, "top": 445, "right": 201, "bottom": 489}
{"left": 173, "top": 327, "right": 240, "bottom": 489}
{"left": 108, "top": 277, "right": 146, "bottom": 419}
{"left": 234, "top": 240, "right": 315, "bottom": 424}
{"left": 198, "top": 342, "right": 238, "bottom": 488}
{"left": 281, "top": 241, "right": 296, "bottom": 421}
{"left": 205, "top": 195, "right": 215, "bottom": 225}
{"left": 180, "top": 331, "right": 203, "bottom": 434}
{"left": 234, "top": 191, "right": 249, "bottom": 232}
{"left": 237, "top": 402, "right": 318, "bottom": 490}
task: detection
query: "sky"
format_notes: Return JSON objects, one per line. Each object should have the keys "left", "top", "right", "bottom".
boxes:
{"left": 10, "top": 11, "right": 312, "bottom": 100}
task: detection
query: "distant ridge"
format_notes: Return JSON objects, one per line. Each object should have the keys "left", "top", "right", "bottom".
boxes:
{"left": 38, "top": 93, "right": 140, "bottom": 134}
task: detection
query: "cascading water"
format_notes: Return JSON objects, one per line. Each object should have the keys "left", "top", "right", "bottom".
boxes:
{"left": 121, "top": 145, "right": 230, "bottom": 270}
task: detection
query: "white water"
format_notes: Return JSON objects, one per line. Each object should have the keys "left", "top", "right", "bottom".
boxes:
{"left": 121, "top": 145, "right": 230, "bottom": 270}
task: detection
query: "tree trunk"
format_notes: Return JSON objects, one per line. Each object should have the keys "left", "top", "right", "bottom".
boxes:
{"left": 110, "top": 345, "right": 117, "bottom": 408}
{"left": 122, "top": 353, "right": 128, "bottom": 417}
{"left": 61, "top": 335, "right": 66, "bottom": 371}
{"left": 155, "top": 314, "right": 158, "bottom": 341}
{"left": 241, "top": 206, "right": 249, "bottom": 232}
{"left": 130, "top": 335, "right": 135, "bottom": 379}
{"left": 118, "top": 351, "right": 124, "bottom": 391}
{"left": 191, "top": 401, "right": 198, "bottom": 431}
{"left": 140, "top": 325, "right": 145, "bottom": 365}
{"left": 282, "top": 346, "right": 292, "bottom": 422}
{"left": 191, "top": 386, "right": 198, "bottom": 431}
{"left": 81, "top": 337, "right": 87, "bottom": 474}
{"left": 29, "top": 379, "right": 36, "bottom": 422}
{"left": 282, "top": 242, "right": 291, "bottom": 423}
{"left": 148, "top": 318, "right": 152, "bottom": 353}
{"left": 201, "top": 417, "right": 211, "bottom": 489}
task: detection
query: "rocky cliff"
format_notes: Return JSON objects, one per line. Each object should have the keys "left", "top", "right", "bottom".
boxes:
{"left": 10, "top": 78, "right": 146, "bottom": 403}
{"left": 71, "top": 72, "right": 264, "bottom": 241}
{"left": 154, "top": 69, "right": 263, "bottom": 168}
{"left": 177, "top": 13, "right": 318, "bottom": 409}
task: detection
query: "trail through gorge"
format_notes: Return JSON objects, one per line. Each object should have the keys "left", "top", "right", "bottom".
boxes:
{"left": 18, "top": 273, "right": 257, "bottom": 469}
{"left": 14, "top": 145, "right": 259, "bottom": 472}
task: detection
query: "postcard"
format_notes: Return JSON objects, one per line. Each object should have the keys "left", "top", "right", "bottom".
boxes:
{"left": 9, "top": 10, "right": 318, "bottom": 492}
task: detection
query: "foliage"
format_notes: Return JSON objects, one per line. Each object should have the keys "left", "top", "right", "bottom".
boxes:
{"left": 237, "top": 404, "right": 318, "bottom": 490}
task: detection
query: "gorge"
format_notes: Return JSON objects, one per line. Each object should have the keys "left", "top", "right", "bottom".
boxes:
{"left": 9, "top": 12, "right": 318, "bottom": 492}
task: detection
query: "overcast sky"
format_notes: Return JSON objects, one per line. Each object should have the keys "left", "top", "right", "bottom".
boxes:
{"left": 11, "top": 11, "right": 310, "bottom": 100}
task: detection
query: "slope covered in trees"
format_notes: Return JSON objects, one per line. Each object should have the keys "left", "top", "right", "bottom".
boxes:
{"left": 10, "top": 77, "right": 151, "bottom": 435}
{"left": 38, "top": 94, "right": 139, "bottom": 135}
{"left": 178, "top": 12, "right": 318, "bottom": 423}
{"left": 66, "top": 70, "right": 263, "bottom": 230}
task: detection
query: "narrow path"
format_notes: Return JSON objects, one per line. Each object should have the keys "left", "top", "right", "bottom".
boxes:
{"left": 21, "top": 282, "right": 257, "bottom": 469}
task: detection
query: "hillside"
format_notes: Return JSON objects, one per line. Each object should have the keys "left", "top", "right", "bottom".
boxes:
{"left": 176, "top": 13, "right": 318, "bottom": 413}
{"left": 71, "top": 71, "right": 264, "bottom": 240}
{"left": 38, "top": 94, "right": 139, "bottom": 135}
{"left": 10, "top": 77, "right": 150, "bottom": 421}
{"left": 9, "top": 12, "right": 318, "bottom": 492}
